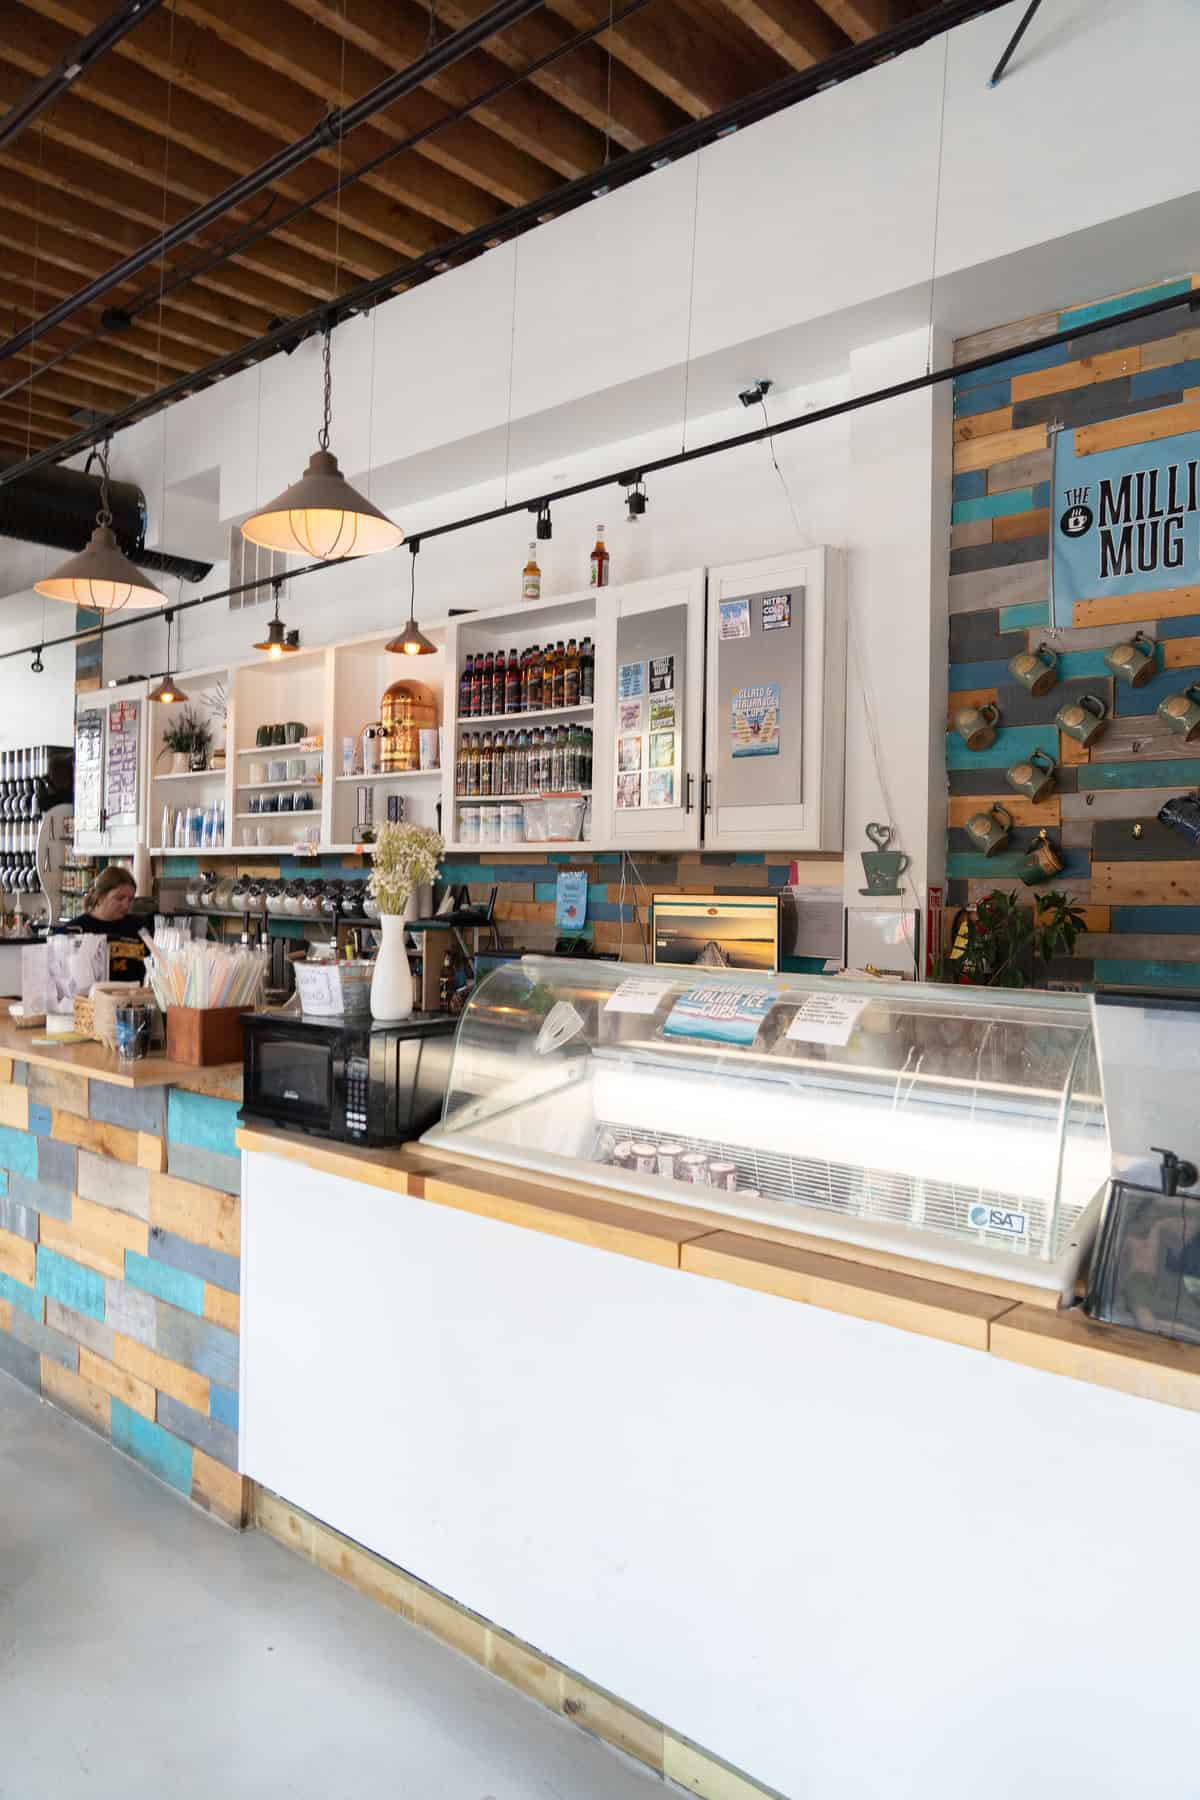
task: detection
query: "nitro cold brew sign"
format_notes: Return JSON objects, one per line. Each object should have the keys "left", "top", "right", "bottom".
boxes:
{"left": 1051, "top": 423, "right": 1200, "bottom": 626}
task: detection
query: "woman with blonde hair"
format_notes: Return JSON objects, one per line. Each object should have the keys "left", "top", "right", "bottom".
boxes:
{"left": 50, "top": 865, "right": 144, "bottom": 981}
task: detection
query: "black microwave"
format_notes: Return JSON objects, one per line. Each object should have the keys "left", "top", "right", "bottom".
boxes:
{"left": 240, "top": 1013, "right": 456, "bottom": 1147}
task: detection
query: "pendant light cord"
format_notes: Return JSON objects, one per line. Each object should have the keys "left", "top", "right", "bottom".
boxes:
{"left": 319, "top": 323, "right": 333, "bottom": 452}
{"left": 97, "top": 436, "right": 113, "bottom": 528}
{"left": 408, "top": 537, "right": 420, "bottom": 623}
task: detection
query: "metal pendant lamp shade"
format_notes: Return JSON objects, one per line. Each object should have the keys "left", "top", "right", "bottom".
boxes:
{"left": 240, "top": 324, "right": 402, "bottom": 561}
{"left": 148, "top": 608, "right": 188, "bottom": 704}
{"left": 253, "top": 583, "right": 300, "bottom": 658}
{"left": 386, "top": 538, "right": 436, "bottom": 655}
{"left": 35, "top": 426, "right": 165, "bottom": 615}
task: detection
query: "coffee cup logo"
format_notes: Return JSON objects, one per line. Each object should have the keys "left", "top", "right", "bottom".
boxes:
{"left": 1060, "top": 485, "right": 1093, "bottom": 538}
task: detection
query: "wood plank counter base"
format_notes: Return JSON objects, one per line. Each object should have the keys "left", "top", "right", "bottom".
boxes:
{"left": 0, "top": 1051, "right": 250, "bottom": 1526}
{"left": 238, "top": 1124, "right": 1200, "bottom": 1415}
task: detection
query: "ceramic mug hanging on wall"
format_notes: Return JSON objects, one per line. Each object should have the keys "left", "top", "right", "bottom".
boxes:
{"left": 1020, "top": 829, "right": 1064, "bottom": 886}
{"left": 1055, "top": 692, "right": 1108, "bottom": 747}
{"left": 1158, "top": 685, "right": 1200, "bottom": 741}
{"left": 965, "top": 802, "right": 1013, "bottom": 856}
{"left": 1104, "top": 630, "right": 1157, "bottom": 687}
{"left": 1008, "top": 643, "right": 1058, "bottom": 697}
{"left": 1005, "top": 746, "right": 1057, "bottom": 802}
{"left": 954, "top": 701, "right": 1001, "bottom": 751}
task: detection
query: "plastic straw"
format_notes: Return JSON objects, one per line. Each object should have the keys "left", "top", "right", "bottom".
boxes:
{"left": 140, "top": 927, "right": 266, "bottom": 1012}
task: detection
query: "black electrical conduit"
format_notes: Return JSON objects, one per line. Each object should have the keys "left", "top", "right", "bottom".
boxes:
{"left": 0, "top": 0, "right": 164, "bottom": 151}
{"left": 4, "top": 283, "right": 1196, "bottom": 670}
{"left": 0, "top": 0, "right": 1020, "bottom": 491}
{"left": 0, "top": 0, "right": 658, "bottom": 415}
{"left": 0, "top": 0, "right": 554, "bottom": 367}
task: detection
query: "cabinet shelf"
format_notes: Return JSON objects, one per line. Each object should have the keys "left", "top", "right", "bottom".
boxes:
{"left": 333, "top": 769, "right": 441, "bottom": 783}
{"left": 237, "top": 744, "right": 322, "bottom": 756}
{"left": 454, "top": 791, "right": 591, "bottom": 804}
{"left": 237, "top": 779, "right": 323, "bottom": 791}
{"left": 153, "top": 768, "right": 227, "bottom": 781}
{"left": 457, "top": 704, "right": 593, "bottom": 728}
{"left": 235, "top": 811, "right": 319, "bottom": 820}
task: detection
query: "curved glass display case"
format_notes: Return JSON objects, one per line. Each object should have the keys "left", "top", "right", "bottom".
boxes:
{"left": 423, "top": 959, "right": 1111, "bottom": 1296}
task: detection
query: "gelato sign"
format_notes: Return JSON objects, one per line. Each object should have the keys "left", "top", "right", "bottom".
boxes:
{"left": 1051, "top": 423, "right": 1200, "bottom": 625}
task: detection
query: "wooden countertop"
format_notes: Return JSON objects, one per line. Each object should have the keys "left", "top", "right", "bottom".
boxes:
{"left": 0, "top": 1005, "right": 242, "bottom": 1092}
{"left": 236, "top": 1124, "right": 1200, "bottom": 1416}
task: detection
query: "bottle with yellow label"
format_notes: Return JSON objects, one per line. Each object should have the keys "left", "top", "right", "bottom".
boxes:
{"left": 522, "top": 542, "right": 541, "bottom": 602}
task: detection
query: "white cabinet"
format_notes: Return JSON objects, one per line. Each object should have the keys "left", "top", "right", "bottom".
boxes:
{"left": 145, "top": 665, "right": 234, "bottom": 854}
{"left": 703, "top": 548, "right": 844, "bottom": 852}
{"left": 328, "top": 632, "right": 447, "bottom": 851}
{"left": 607, "top": 568, "right": 705, "bottom": 853}
{"left": 74, "top": 684, "right": 150, "bottom": 856}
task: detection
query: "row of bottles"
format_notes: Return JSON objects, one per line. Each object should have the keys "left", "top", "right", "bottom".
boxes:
{"left": 519, "top": 526, "right": 608, "bottom": 601}
{"left": 456, "top": 726, "right": 593, "bottom": 798}
{"left": 459, "top": 638, "right": 594, "bottom": 718}
{"left": 160, "top": 802, "right": 226, "bottom": 851}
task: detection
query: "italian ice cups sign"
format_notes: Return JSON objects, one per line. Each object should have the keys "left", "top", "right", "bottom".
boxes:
{"left": 1052, "top": 422, "right": 1200, "bottom": 625}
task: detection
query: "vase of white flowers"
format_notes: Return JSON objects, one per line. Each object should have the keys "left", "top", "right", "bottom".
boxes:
{"left": 367, "top": 821, "right": 443, "bottom": 1022}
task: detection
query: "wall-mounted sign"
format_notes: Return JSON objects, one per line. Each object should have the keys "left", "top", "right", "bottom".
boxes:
{"left": 719, "top": 598, "right": 750, "bottom": 640}
{"left": 761, "top": 592, "right": 791, "bottom": 631}
{"left": 1052, "top": 422, "right": 1200, "bottom": 625}
{"left": 731, "top": 682, "right": 781, "bottom": 758}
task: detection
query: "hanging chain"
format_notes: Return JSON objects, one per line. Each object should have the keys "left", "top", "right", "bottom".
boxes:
{"left": 319, "top": 323, "right": 333, "bottom": 451}
{"left": 97, "top": 435, "right": 113, "bottom": 527}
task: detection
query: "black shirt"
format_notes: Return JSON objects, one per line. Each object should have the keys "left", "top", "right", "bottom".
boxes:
{"left": 51, "top": 912, "right": 146, "bottom": 984}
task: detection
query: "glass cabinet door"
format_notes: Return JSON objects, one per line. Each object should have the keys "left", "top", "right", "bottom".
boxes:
{"left": 607, "top": 568, "right": 705, "bottom": 852}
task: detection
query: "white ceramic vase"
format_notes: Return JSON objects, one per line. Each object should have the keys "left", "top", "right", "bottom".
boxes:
{"left": 371, "top": 912, "right": 414, "bottom": 1022}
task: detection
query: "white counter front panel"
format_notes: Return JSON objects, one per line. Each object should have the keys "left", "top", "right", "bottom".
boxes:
{"left": 241, "top": 1148, "right": 1200, "bottom": 1800}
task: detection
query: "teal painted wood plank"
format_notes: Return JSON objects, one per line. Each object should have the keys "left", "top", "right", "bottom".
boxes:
{"left": 158, "top": 1393, "right": 237, "bottom": 1470}
{"left": 945, "top": 724, "right": 1056, "bottom": 771}
{"left": 1080, "top": 758, "right": 1200, "bottom": 790}
{"left": 1112, "top": 907, "right": 1200, "bottom": 932}
{"left": 1058, "top": 280, "right": 1191, "bottom": 330}
{"left": 124, "top": 1249, "right": 205, "bottom": 1317}
{"left": 999, "top": 601, "right": 1050, "bottom": 631}
{"left": 36, "top": 1247, "right": 104, "bottom": 1321}
{"left": 0, "top": 1124, "right": 38, "bottom": 1180}
{"left": 166, "top": 1088, "right": 239, "bottom": 1160}
{"left": 209, "top": 1383, "right": 239, "bottom": 1432}
{"left": 951, "top": 488, "right": 1035, "bottom": 525}
{"left": 0, "top": 1269, "right": 42, "bottom": 1321}
{"left": 945, "top": 851, "right": 1036, "bottom": 879}
{"left": 1095, "top": 959, "right": 1200, "bottom": 991}
{"left": 111, "top": 1398, "right": 193, "bottom": 1495}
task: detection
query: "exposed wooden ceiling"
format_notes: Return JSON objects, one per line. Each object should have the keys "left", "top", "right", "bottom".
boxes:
{"left": 0, "top": 0, "right": 938, "bottom": 463}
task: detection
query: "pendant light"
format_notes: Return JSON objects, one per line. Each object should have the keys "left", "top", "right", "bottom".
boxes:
{"left": 35, "top": 439, "right": 165, "bottom": 612}
{"left": 148, "top": 609, "right": 188, "bottom": 705}
{"left": 386, "top": 538, "right": 436, "bottom": 656}
{"left": 253, "top": 579, "right": 300, "bottom": 658}
{"left": 240, "top": 320, "right": 404, "bottom": 560}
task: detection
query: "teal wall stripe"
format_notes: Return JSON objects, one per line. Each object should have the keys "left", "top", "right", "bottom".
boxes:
{"left": 999, "top": 601, "right": 1051, "bottom": 631}
{"left": 124, "top": 1250, "right": 205, "bottom": 1318}
{"left": 951, "top": 488, "right": 1036, "bottom": 525}
{"left": 111, "top": 1398, "right": 193, "bottom": 1495}
{"left": 0, "top": 1124, "right": 39, "bottom": 1179}
{"left": 166, "top": 1089, "right": 239, "bottom": 1160}
{"left": 1058, "top": 280, "right": 1191, "bottom": 330}
{"left": 1095, "top": 959, "right": 1200, "bottom": 991}
{"left": 945, "top": 724, "right": 1057, "bottom": 770}
{"left": 1080, "top": 757, "right": 1200, "bottom": 790}
{"left": 0, "top": 1269, "right": 43, "bottom": 1321}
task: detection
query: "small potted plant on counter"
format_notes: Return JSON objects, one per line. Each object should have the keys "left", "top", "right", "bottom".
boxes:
{"left": 367, "top": 820, "right": 443, "bottom": 1022}
{"left": 159, "top": 706, "right": 212, "bottom": 774}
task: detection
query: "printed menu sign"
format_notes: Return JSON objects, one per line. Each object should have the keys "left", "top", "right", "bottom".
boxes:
{"left": 784, "top": 992, "right": 868, "bottom": 1047}
{"left": 663, "top": 984, "right": 776, "bottom": 1047}
{"left": 731, "top": 682, "right": 780, "bottom": 758}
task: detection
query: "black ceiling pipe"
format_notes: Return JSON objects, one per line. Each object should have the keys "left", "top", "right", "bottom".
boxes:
{"left": 0, "top": 459, "right": 211, "bottom": 582}
{"left": 0, "top": 0, "right": 165, "bottom": 152}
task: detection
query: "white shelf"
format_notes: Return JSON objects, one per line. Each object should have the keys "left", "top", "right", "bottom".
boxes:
{"left": 237, "top": 778, "right": 323, "bottom": 791}
{"left": 333, "top": 769, "right": 441, "bottom": 783}
{"left": 152, "top": 768, "right": 227, "bottom": 781}
{"left": 236, "top": 744, "right": 322, "bottom": 756}
{"left": 445, "top": 838, "right": 594, "bottom": 854}
{"left": 152, "top": 845, "right": 240, "bottom": 856}
{"left": 235, "top": 811, "right": 319, "bottom": 820}
{"left": 322, "top": 843, "right": 374, "bottom": 854}
{"left": 454, "top": 791, "right": 591, "bottom": 804}
{"left": 457, "top": 704, "right": 593, "bottom": 728}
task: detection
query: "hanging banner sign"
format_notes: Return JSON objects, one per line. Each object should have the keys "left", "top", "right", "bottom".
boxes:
{"left": 1051, "top": 422, "right": 1200, "bottom": 627}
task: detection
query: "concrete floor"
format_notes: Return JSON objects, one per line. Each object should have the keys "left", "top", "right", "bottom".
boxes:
{"left": 0, "top": 1376, "right": 664, "bottom": 1800}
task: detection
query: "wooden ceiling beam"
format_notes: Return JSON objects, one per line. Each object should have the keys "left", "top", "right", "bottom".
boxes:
{"left": 3, "top": 334, "right": 155, "bottom": 405}
{"left": 1, "top": 284, "right": 206, "bottom": 386}
{"left": 434, "top": 0, "right": 686, "bottom": 150}
{"left": 0, "top": 206, "right": 276, "bottom": 354}
{"left": 283, "top": 0, "right": 605, "bottom": 182}
{"left": 0, "top": 244, "right": 251, "bottom": 366}
{"left": 0, "top": 133, "right": 359, "bottom": 304}
{"left": 0, "top": 156, "right": 321, "bottom": 326}
{"left": 0, "top": 406, "right": 65, "bottom": 445}
{"left": 0, "top": 41, "right": 435, "bottom": 275}
{"left": 543, "top": 0, "right": 771, "bottom": 118}
{"left": 14, "top": 0, "right": 503, "bottom": 238}
{"left": 714, "top": 0, "right": 848, "bottom": 67}
{"left": 811, "top": 0, "right": 906, "bottom": 41}
{"left": 174, "top": 0, "right": 566, "bottom": 206}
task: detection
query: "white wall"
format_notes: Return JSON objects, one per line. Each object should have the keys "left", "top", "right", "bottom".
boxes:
{"left": 244, "top": 1152, "right": 1200, "bottom": 1800}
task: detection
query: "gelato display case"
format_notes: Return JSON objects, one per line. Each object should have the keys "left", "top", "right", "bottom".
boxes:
{"left": 422, "top": 959, "right": 1111, "bottom": 1298}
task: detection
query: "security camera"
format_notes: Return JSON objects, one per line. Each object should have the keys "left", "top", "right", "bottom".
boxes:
{"left": 738, "top": 378, "right": 772, "bottom": 407}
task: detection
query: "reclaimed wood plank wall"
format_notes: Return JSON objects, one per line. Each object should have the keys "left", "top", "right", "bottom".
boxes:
{"left": 948, "top": 276, "right": 1200, "bottom": 990}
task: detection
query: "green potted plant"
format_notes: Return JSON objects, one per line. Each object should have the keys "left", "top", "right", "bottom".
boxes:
{"left": 936, "top": 888, "right": 1086, "bottom": 988}
{"left": 367, "top": 821, "right": 443, "bottom": 1021}
{"left": 159, "top": 706, "right": 212, "bottom": 775}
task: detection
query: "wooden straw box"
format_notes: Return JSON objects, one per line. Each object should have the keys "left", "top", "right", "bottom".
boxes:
{"left": 166, "top": 1005, "right": 247, "bottom": 1067}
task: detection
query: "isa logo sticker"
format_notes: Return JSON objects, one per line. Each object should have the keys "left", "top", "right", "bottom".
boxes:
{"left": 969, "top": 1202, "right": 1028, "bottom": 1239}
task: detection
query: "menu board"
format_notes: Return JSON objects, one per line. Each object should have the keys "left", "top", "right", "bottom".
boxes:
{"left": 104, "top": 700, "right": 140, "bottom": 827}
{"left": 74, "top": 708, "right": 103, "bottom": 834}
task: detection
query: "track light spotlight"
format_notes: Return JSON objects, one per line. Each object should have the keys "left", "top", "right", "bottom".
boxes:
{"left": 531, "top": 501, "right": 552, "bottom": 541}
{"left": 31, "top": 647, "right": 43, "bottom": 674}
{"left": 623, "top": 476, "right": 648, "bottom": 525}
